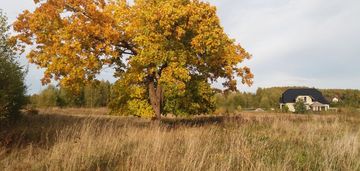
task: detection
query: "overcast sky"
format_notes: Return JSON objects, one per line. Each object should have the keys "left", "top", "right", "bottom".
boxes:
{"left": 1, "top": 0, "right": 360, "bottom": 94}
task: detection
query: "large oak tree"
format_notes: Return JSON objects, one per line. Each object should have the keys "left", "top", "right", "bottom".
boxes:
{"left": 13, "top": 0, "right": 253, "bottom": 118}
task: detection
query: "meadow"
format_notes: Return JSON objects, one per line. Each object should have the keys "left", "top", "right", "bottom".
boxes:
{"left": 1, "top": 110, "right": 360, "bottom": 171}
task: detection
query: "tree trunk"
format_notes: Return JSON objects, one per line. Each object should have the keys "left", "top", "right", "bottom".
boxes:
{"left": 148, "top": 80, "right": 163, "bottom": 120}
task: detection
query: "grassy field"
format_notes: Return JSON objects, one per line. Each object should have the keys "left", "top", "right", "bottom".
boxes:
{"left": 1, "top": 110, "right": 360, "bottom": 171}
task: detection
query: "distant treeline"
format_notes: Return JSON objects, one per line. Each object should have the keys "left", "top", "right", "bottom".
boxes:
{"left": 215, "top": 87, "right": 360, "bottom": 113}
{"left": 30, "top": 85, "right": 360, "bottom": 112}
{"left": 30, "top": 81, "right": 111, "bottom": 108}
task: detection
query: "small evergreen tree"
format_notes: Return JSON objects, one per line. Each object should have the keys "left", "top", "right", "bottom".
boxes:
{"left": 0, "top": 10, "right": 26, "bottom": 120}
{"left": 294, "top": 100, "right": 307, "bottom": 114}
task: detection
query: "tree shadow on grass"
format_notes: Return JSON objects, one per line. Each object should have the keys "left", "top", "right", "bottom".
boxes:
{"left": 160, "top": 116, "right": 224, "bottom": 128}
{"left": 0, "top": 113, "right": 344, "bottom": 150}
{"left": 0, "top": 114, "right": 148, "bottom": 149}
{"left": 0, "top": 114, "right": 226, "bottom": 149}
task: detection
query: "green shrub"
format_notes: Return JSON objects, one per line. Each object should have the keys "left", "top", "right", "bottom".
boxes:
{"left": 294, "top": 100, "right": 307, "bottom": 114}
{"left": 282, "top": 105, "right": 289, "bottom": 113}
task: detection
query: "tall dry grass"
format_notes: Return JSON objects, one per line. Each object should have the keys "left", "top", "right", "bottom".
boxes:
{"left": 0, "top": 113, "right": 360, "bottom": 171}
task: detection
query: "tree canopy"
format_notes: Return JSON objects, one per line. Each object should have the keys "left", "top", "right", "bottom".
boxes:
{"left": 13, "top": 0, "right": 253, "bottom": 118}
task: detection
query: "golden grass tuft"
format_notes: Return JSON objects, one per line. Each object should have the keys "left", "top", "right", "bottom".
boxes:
{"left": 0, "top": 112, "right": 360, "bottom": 170}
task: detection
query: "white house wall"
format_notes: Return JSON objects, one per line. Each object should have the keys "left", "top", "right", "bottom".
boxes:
{"left": 296, "top": 96, "right": 313, "bottom": 104}
{"left": 280, "top": 102, "right": 330, "bottom": 113}
{"left": 284, "top": 103, "right": 295, "bottom": 112}
{"left": 280, "top": 94, "right": 330, "bottom": 113}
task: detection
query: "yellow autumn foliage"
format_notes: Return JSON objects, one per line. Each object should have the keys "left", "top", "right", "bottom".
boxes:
{"left": 13, "top": 0, "right": 253, "bottom": 117}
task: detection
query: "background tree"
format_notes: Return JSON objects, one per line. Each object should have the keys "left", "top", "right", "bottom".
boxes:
{"left": 84, "top": 81, "right": 111, "bottom": 108}
{"left": 30, "top": 81, "right": 111, "bottom": 108}
{"left": 13, "top": 0, "right": 253, "bottom": 119}
{"left": 0, "top": 10, "right": 26, "bottom": 120}
{"left": 32, "top": 85, "right": 61, "bottom": 108}
{"left": 57, "top": 87, "right": 84, "bottom": 107}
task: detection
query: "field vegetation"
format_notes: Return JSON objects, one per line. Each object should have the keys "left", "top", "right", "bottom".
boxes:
{"left": 1, "top": 1, "right": 360, "bottom": 170}
{"left": 30, "top": 85, "right": 360, "bottom": 116}
{"left": 1, "top": 111, "right": 360, "bottom": 171}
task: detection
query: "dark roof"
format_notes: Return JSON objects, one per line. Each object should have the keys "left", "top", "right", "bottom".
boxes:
{"left": 280, "top": 88, "right": 329, "bottom": 104}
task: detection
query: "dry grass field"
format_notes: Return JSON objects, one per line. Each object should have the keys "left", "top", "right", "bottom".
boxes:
{"left": 1, "top": 110, "right": 360, "bottom": 171}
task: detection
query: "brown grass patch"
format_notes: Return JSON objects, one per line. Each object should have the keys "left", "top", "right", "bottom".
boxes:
{"left": 1, "top": 112, "right": 360, "bottom": 170}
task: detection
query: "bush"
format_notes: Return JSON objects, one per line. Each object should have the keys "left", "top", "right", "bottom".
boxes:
{"left": 294, "top": 100, "right": 307, "bottom": 114}
{"left": 282, "top": 105, "right": 289, "bottom": 113}
{"left": 0, "top": 10, "right": 27, "bottom": 120}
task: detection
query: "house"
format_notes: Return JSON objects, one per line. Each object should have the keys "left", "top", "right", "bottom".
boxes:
{"left": 279, "top": 88, "right": 330, "bottom": 112}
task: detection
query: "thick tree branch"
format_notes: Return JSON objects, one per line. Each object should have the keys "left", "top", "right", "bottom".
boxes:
{"left": 119, "top": 41, "right": 138, "bottom": 56}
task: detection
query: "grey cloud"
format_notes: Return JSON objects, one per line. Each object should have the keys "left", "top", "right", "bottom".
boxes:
{"left": 209, "top": 0, "right": 360, "bottom": 91}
